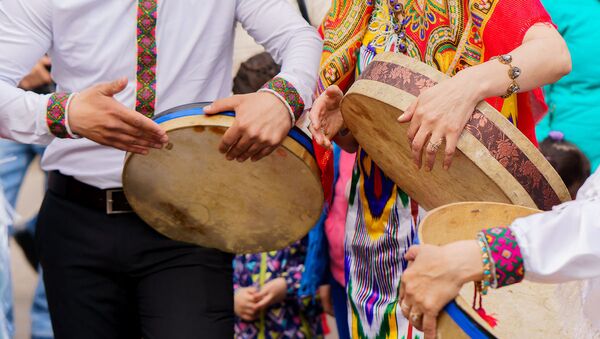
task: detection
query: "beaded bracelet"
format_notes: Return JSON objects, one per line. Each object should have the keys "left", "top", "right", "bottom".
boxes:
{"left": 492, "top": 54, "right": 521, "bottom": 99}
{"left": 476, "top": 232, "right": 496, "bottom": 295}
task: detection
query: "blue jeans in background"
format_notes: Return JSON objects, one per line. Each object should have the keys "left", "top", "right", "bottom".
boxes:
{"left": 0, "top": 139, "right": 53, "bottom": 339}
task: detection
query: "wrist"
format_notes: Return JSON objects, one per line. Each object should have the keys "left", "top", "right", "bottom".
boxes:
{"left": 455, "top": 65, "right": 494, "bottom": 103}
{"left": 258, "top": 76, "right": 305, "bottom": 126}
{"left": 47, "top": 92, "right": 81, "bottom": 139}
{"left": 448, "top": 240, "right": 485, "bottom": 284}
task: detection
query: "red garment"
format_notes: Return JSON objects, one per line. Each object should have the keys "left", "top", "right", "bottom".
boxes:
{"left": 483, "top": 0, "right": 554, "bottom": 145}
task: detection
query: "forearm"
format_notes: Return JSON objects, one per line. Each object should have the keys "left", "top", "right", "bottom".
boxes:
{"left": 0, "top": 0, "right": 55, "bottom": 143}
{"left": 237, "top": 0, "right": 322, "bottom": 119}
{"left": 0, "top": 81, "right": 55, "bottom": 144}
{"left": 457, "top": 24, "right": 571, "bottom": 102}
{"left": 511, "top": 198, "right": 600, "bottom": 283}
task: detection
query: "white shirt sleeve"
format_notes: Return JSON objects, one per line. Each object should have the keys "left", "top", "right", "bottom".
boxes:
{"left": 235, "top": 0, "right": 323, "bottom": 109}
{"left": 0, "top": 0, "right": 54, "bottom": 144}
{"left": 511, "top": 170, "right": 600, "bottom": 283}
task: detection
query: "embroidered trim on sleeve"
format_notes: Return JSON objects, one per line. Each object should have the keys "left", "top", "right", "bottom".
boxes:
{"left": 481, "top": 227, "right": 525, "bottom": 288}
{"left": 47, "top": 92, "right": 80, "bottom": 139}
{"left": 259, "top": 77, "right": 305, "bottom": 125}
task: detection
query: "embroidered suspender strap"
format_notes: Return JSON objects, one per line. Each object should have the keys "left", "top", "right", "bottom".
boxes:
{"left": 480, "top": 227, "right": 525, "bottom": 288}
{"left": 259, "top": 77, "right": 305, "bottom": 125}
{"left": 136, "top": 0, "right": 158, "bottom": 118}
{"left": 46, "top": 92, "right": 80, "bottom": 139}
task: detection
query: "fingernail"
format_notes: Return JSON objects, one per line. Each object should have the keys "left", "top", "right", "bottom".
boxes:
{"left": 205, "top": 105, "right": 212, "bottom": 111}
{"left": 160, "top": 136, "right": 168, "bottom": 143}
{"left": 153, "top": 143, "right": 162, "bottom": 149}
{"left": 443, "top": 165, "right": 449, "bottom": 171}
{"left": 398, "top": 113, "right": 405, "bottom": 120}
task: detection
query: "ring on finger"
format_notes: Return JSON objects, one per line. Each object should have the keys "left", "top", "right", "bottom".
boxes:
{"left": 224, "top": 143, "right": 235, "bottom": 153}
{"left": 410, "top": 312, "right": 423, "bottom": 324}
{"left": 427, "top": 138, "right": 443, "bottom": 153}
{"left": 400, "top": 301, "right": 410, "bottom": 314}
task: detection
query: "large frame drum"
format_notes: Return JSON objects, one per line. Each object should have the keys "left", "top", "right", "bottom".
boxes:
{"left": 123, "top": 103, "right": 323, "bottom": 254}
{"left": 341, "top": 53, "right": 570, "bottom": 211}
{"left": 419, "top": 202, "right": 569, "bottom": 338}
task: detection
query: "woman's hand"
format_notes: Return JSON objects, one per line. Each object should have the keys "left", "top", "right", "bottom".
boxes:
{"left": 399, "top": 241, "right": 484, "bottom": 338}
{"left": 398, "top": 73, "right": 483, "bottom": 171}
{"left": 234, "top": 287, "right": 261, "bottom": 322}
{"left": 255, "top": 278, "right": 288, "bottom": 311}
{"left": 308, "top": 85, "right": 345, "bottom": 149}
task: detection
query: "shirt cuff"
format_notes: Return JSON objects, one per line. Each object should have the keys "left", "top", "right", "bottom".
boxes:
{"left": 46, "top": 92, "right": 80, "bottom": 139}
{"left": 258, "top": 76, "right": 305, "bottom": 125}
{"left": 481, "top": 227, "right": 525, "bottom": 288}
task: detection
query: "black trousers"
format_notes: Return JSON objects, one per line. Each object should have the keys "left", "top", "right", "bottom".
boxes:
{"left": 35, "top": 190, "right": 234, "bottom": 339}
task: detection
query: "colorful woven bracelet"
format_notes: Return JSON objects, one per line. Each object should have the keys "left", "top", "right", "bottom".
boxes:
{"left": 481, "top": 227, "right": 525, "bottom": 288}
{"left": 492, "top": 54, "right": 521, "bottom": 99}
{"left": 46, "top": 92, "right": 80, "bottom": 139}
{"left": 476, "top": 232, "right": 495, "bottom": 294}
{"left": 259, "top": 77, "right": 305, "bottom": 125}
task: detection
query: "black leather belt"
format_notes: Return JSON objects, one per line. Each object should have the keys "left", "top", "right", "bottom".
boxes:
{"left": 47, "top": 171, "right": 133, "bottom": 214}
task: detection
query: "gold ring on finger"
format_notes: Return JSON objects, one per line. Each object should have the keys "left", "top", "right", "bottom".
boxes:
{"left": 427, "top": 138, "right": 443, "bottom": 153}
{"left": 400, "top": 302, "right": 410, "bottom": 314}
{"left": 410, "top": 312, "right": 423, "bottom": 324}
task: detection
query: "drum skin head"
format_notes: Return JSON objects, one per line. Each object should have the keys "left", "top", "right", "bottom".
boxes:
{"left": 419, "top": 202, "right": 566, "bottom": 338}
{"left": 123, "top": 111, "right": 323, "bottom": 254}
{"left": 341, "top": 52, "right": 570, "bottom": 211}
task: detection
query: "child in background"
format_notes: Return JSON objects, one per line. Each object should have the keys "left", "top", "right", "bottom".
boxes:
{"left": 540, "top": 131, "right": 591, "bottom": 199}
{"left": 232, "top": 46, "right": 326, "bottom": 338}
{"left": 233, "top": 238, "right": 324, "bottom": 338}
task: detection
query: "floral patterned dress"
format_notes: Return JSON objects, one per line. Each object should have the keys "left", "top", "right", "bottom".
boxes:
{"left": 233, "top": 237, "right": 323, "bottom": 338}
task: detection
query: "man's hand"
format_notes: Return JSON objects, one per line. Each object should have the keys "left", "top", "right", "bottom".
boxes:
{"left": 19, "top": 56, "right": 52, "bottom": 91}
{"left": 204, "top": 92, "right": 292, "bottom": 162}
{"left": 234, "top": 287, "right": 261, "bottom": 322}
{"left": 68, "top": 78, "right": 168, "bottom": 155}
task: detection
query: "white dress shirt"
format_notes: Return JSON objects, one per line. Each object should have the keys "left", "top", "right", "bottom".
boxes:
{"left": 511, "top": 168, "right": 600, "bottom": 330}
{"left": 0, "top": 0, "right": 322, "bottom": 188}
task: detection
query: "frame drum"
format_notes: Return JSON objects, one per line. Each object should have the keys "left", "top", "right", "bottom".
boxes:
{"left": 419, "top": 202, "right": 569, "bottom": 338}
{"left": 122, "top": 103, "right": 323, "bottom": 254}
{"left": 341, "top": 53, "right": 570, "bottom": 211}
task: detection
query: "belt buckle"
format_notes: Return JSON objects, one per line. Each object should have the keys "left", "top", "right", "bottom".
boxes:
{"left": 106, "top": 189, "right": 131, "bottom": 215}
